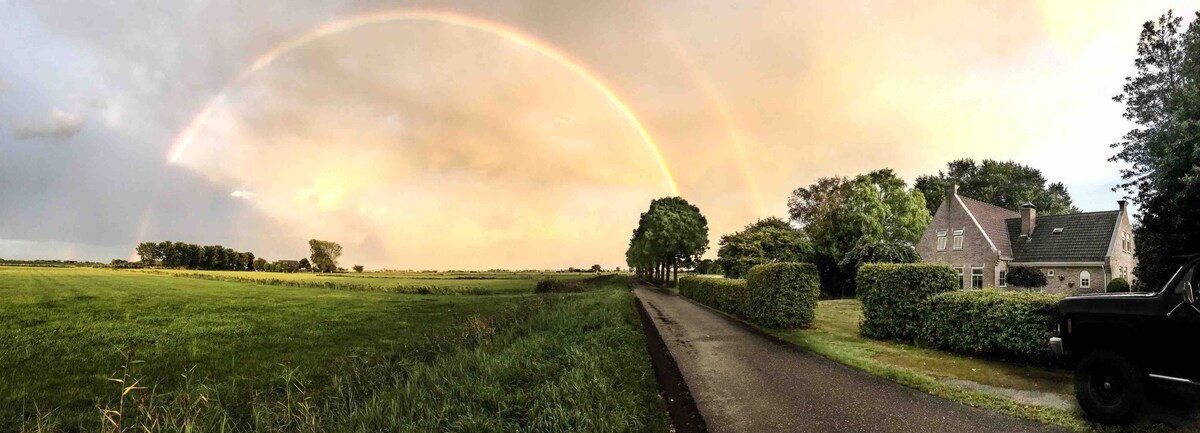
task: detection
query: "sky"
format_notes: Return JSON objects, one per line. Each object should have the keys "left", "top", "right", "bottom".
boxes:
{"left": 0, "top": 0, "right": 1195, "bottom": 270}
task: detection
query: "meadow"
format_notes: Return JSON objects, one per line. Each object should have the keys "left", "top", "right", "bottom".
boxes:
{"left": 0, "top": 267, "right": 666, "bottom": 432}
{"left": 136, "top": 269, "right": 602, "bottom": 295}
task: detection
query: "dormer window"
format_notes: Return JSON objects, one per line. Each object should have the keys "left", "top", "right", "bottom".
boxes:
{"left": 936, "top": 230, "right": 948, "bottom": 251}
{"left": 1052, "top": 228, "right": 1064, "bottom": 234}
{"left": 952, "top": 229, "right": 964, "bottom": 250}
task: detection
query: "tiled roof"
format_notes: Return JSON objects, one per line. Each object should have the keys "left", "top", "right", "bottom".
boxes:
{"left": 1005, "top": 211, "right": 1119, "bottom": 263}
{"left": 958, "top": 196, "right": 1020, "bottom": 258}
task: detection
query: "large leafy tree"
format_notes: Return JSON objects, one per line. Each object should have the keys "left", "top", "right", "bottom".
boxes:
{"left": 1112, "top": 10, "right": 1200, "bottom": 289}
{"left": 788, "top": 169, "right": 930, "bottom": 297}
{"left": 309, "top": 239, "right": 343, "bottom": 273}
{"left": 625, "top": 197, "right": 709, "bottom": 284}
{"left": 717, "top": 217, "right": 812, "bottom": 278}
{"left": 914, "top": 159, "right": 1077, "bottom": 216}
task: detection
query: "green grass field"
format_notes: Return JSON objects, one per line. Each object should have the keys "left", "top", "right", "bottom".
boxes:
{"left": 0, "top": 267, "right": 666, "bottom": 432}
{"left": 136, "top": 269, "right": 604, "bottom": 295}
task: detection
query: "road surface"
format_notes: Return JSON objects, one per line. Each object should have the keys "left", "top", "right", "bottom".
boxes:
{"left": 634, "top": 285, "right": 1067, "bottom": 433}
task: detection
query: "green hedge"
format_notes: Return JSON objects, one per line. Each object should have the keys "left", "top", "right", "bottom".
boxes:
{"left": 678, "top": 276, "right": 749, "bottom": 316}
{"left": 680, "top": 262, "right": 819, "bottom": 329}
{"left": 917, "top": 290, "right": 1063, "bottom": 364}
{"left": 744, "top": 263, "right": 820, "bottom": 328}
{"left": 857, "top": 263, "right": 958, "bottom": 341}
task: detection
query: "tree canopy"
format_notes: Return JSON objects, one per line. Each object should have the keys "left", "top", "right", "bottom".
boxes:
{"left": 1111, "top": 10, "right": 1200, "bottom": 289}
{"left": 914, "top": 159, "right": 1077, "bottom": 216}
{"left": 625, "top": 197, "right": 709, "bottom": 284}
{"left": 716, "top": 217, "right": 812, "bottom": 278}
{"left": 787, "top": 169, "right": 930, "bottom": 296}
{"left": 308, "top": 239, "right": 343, "bottom": 273}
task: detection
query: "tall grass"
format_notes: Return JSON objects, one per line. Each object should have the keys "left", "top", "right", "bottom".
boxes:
{"left": 17, "top": 275, "right": 665, "bottom": 433}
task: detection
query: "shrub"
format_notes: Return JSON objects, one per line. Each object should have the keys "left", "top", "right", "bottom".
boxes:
{"left": 917, "top": 290, "right": 1063, "bottom": 364}
{"left": 744, "top": 262, "right": 820, "bottom": 328}
{"left": 838, "top": 238, "right": 921, "bottom": 297}
{"left": 1107, "top": 277, "right": 1131, "bottom": 293}
{"left": 857, "top": 263, "right": 958, "bottom": 341}
{"left": 720, "top": 257, "right": 770, "bottom": 279}
{"left": 678, "top": 276, "right": 750, "bottom": 316}
{"left": 534, "top": 279, "right": 584, "bottom": 293}
{"left": 1006, "top": 266, "right": 1047, "bottom": 290}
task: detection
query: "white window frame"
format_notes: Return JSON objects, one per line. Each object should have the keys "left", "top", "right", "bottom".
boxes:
{"left": 971, "top": 267, "right": 984, "bottom": 289}
{"left": 937, "top": 236, "right": 947, "bottom": 251}
{"left": 952, "top": 230, "right": 964, "bottom": 250}
{"left": 1080, "top": 271, "right": 1091, "bottom": 289}
{"left": 998, "top": 270, "right": 1007, "bottom": 288}
{"left": 955, "top": 267, "right": 965, "bottom": 290}
{"left": 1047, "top": 269, "right": 1055, "bottom": 277}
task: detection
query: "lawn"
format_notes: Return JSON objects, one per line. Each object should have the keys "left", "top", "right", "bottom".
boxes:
{"left": 1, "top": 267, "right": 666, "bottom": 432}
{"left": 136, "top": 269, "right": 604, "bottom": 295}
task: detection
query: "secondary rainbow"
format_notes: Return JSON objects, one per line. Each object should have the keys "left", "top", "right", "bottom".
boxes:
{"left": 167, "top": 9, "right": 681, "bottom": 196}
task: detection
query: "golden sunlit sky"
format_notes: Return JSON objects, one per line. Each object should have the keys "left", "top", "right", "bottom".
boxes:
{"left": 1, "top": 0, "right": 1195, "bottom": 269}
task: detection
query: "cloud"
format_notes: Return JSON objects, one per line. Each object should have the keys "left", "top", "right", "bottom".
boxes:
{"left": 230, "top": 189, "right": 257, "bottom": 199}
{"left": 12, "top": 109, "right": 87, "bottom": 139}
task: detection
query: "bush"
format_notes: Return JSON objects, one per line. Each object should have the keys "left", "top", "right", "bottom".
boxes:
{"left": 858, "top": 263, "right": 958, "bottom": 341}
{"left": 534, "top": 279, "right": 585, "bottom": 293}
{"left": 1107, "top": 277, "right": 1131, "bottom": 292}
{"left": 744, "top": 263, "right": 820, "bottom": 328}
{"left": 838, "top": 238, "right": 921, "bottom": 298}
{"left": 678, "top": 276, "right": 749, "bottom": 316}
{"left": 720, "top": 257, "right": 769, "bottom": 279}
{"left": 681, "top": 263, "right": 820, "bottom": 329}
{"left": 1006, "top": 266, "right": 1047, "bottom": 290}
{"left": 917, "top": 290, "right": 1063, "bottom": 364}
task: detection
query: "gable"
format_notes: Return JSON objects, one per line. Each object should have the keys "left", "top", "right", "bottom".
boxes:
{"left": 918, "top": 193, "right": 999, "bottom": 256}
{"left": 1006, "top": 211, "right": 1120, "bottom": 263}
{"left": 957, "top": 196, "right": 1019, "bottom": 259}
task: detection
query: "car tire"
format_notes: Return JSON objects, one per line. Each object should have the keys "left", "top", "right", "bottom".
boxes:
{"left": 1074, "top": 351, "right": 1145, "bottom": 424}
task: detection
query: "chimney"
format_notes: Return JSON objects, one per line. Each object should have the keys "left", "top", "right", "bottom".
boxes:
{"left": 1020, "top": 202, "right": 1037, "bottom": 236}
{"left": 1118, "top": 199, "right": 1128, "bottom": 213}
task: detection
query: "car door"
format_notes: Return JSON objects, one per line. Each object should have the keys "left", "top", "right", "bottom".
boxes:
{"left": 1163, "top": 260, "right": 1200, "bottom": 380}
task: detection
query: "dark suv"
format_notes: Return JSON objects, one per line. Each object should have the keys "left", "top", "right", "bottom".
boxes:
{"left": 1051, "top": 256, "right": 1200, "bottom": 423}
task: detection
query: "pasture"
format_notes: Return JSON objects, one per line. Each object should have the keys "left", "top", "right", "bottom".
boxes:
{"left": 137, "top": 269, "right": 604, "bottom": 295}
{"left": 0, "top": 267, "right": 665, "bottom": 432}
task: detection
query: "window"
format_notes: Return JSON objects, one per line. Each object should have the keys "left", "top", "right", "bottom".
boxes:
{"left": 1080, "top": 271, "right": 1091, "bottom": 289}
{"left": 952, "top": 229, "right": 964, "bottom": 250}
{"left": 999, "top": 270, "right": 1007, "bottom": 288}
{"left": 1173, "top": 266, "right": 1196, "bottom": 295}
{"left": 971, "top": 267, "right": 984, "bottom": 289}
{"left": 955, "top": 267, "right": 964, "bottom": 290}
{"left": 1047, "top": 269, "right": 1055, "bottom": 277}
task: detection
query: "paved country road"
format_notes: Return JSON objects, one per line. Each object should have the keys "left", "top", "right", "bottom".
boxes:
{"left": 634, "top": 285, "right": 1068, "bottom": 433}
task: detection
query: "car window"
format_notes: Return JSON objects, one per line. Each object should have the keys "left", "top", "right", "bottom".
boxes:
{"left": 1173, "top": 265, "right": 1196, "bottom": 294}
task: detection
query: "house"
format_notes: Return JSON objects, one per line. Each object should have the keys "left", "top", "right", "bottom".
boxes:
{"left": 917, "top": 185, "right": 1137, "bottom": 293}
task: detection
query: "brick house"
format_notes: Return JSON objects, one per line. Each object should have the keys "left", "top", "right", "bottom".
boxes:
{"left": 917, "top": 185, "right": 1137, "bottom": 294}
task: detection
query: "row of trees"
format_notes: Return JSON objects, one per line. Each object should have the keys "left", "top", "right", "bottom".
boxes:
{"left": 136, "top": 241, "right": 259, "bottom": 271}
{"left": 132, "top": 239, "right": 345, "bottom": 273}
{"left": 625, "top": 197, "right": 709, "bottom": 284}
{"left": 1112, "top": 10, "right": 1200, "bottom": 290}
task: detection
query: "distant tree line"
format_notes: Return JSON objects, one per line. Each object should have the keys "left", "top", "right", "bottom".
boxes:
{"left": 131, "top": 239, "right": 343, "bottom": 273}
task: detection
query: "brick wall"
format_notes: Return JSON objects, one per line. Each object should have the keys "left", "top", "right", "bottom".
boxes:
{"left": 917, "top": 192, "right": 1001, "bottom": 289}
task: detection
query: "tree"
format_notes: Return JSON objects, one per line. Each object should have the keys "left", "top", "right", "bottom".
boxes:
{"left": 914, "top": 159, "right": 1077, "bottom": 216}
{"left": 625, "top": 197, "right": 709, "bottom": 284}
{"left": 716, "top": 217, "right": 812, "bottom": 278}
{"left": 1111, "top": 10, "right": 1200, "bottom": 289}
{"left": 309, "top": 239, "right": 343, "bottom": 273}
{"left": 788, "top": 169, "right": 930, "bottom": 296}
{"left": 589, "top": 264, "right": 602, "bottom": 273}
{"left": 353, "top": 265, "right": 364, "bottom": 273}
{"left": 1007, "top": 266, "right": 1048, "bottom": 291}
{"left": 135, "top": 242, "right": 160, "bottom": 266}
{"left": 838, "top": 238, "right": 921, "bottom": 287}
{"left": 253, "top": 257, "right": 267, "bottom": 271}
{"left": 298, "top": 258, "right": 311, "bottom": 272}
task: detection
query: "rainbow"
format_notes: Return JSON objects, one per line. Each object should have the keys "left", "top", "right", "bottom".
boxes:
{"left": 167, "top": 9, "right": 681, "bottom": 196}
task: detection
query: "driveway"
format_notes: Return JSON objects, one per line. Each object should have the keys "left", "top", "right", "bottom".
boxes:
{"left": 634, "top": 285, "right": 1067, "bottom": 433}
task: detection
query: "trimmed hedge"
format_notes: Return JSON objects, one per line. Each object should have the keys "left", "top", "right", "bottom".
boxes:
{"left": 678, "top": 276, "right": 749, "bottom": 315}
{"left": 744, "top": 262, "right": 820, "bottom": 328}
{"left": 857, "top": 263, "right": 958, "bottom": 341}
{"left": 680, "top": 262, "right": 820, "bottom": 328}
{"left": 917, "top": 290, "right": 1063, "bottom": 364}
{"left": 1107, "top": 277, "right": 1131, "bottom": 293}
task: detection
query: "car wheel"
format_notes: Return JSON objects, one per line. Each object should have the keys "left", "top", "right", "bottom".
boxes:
{"left": 1074, "top": 351, "right": 1145, "bottom": 424}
